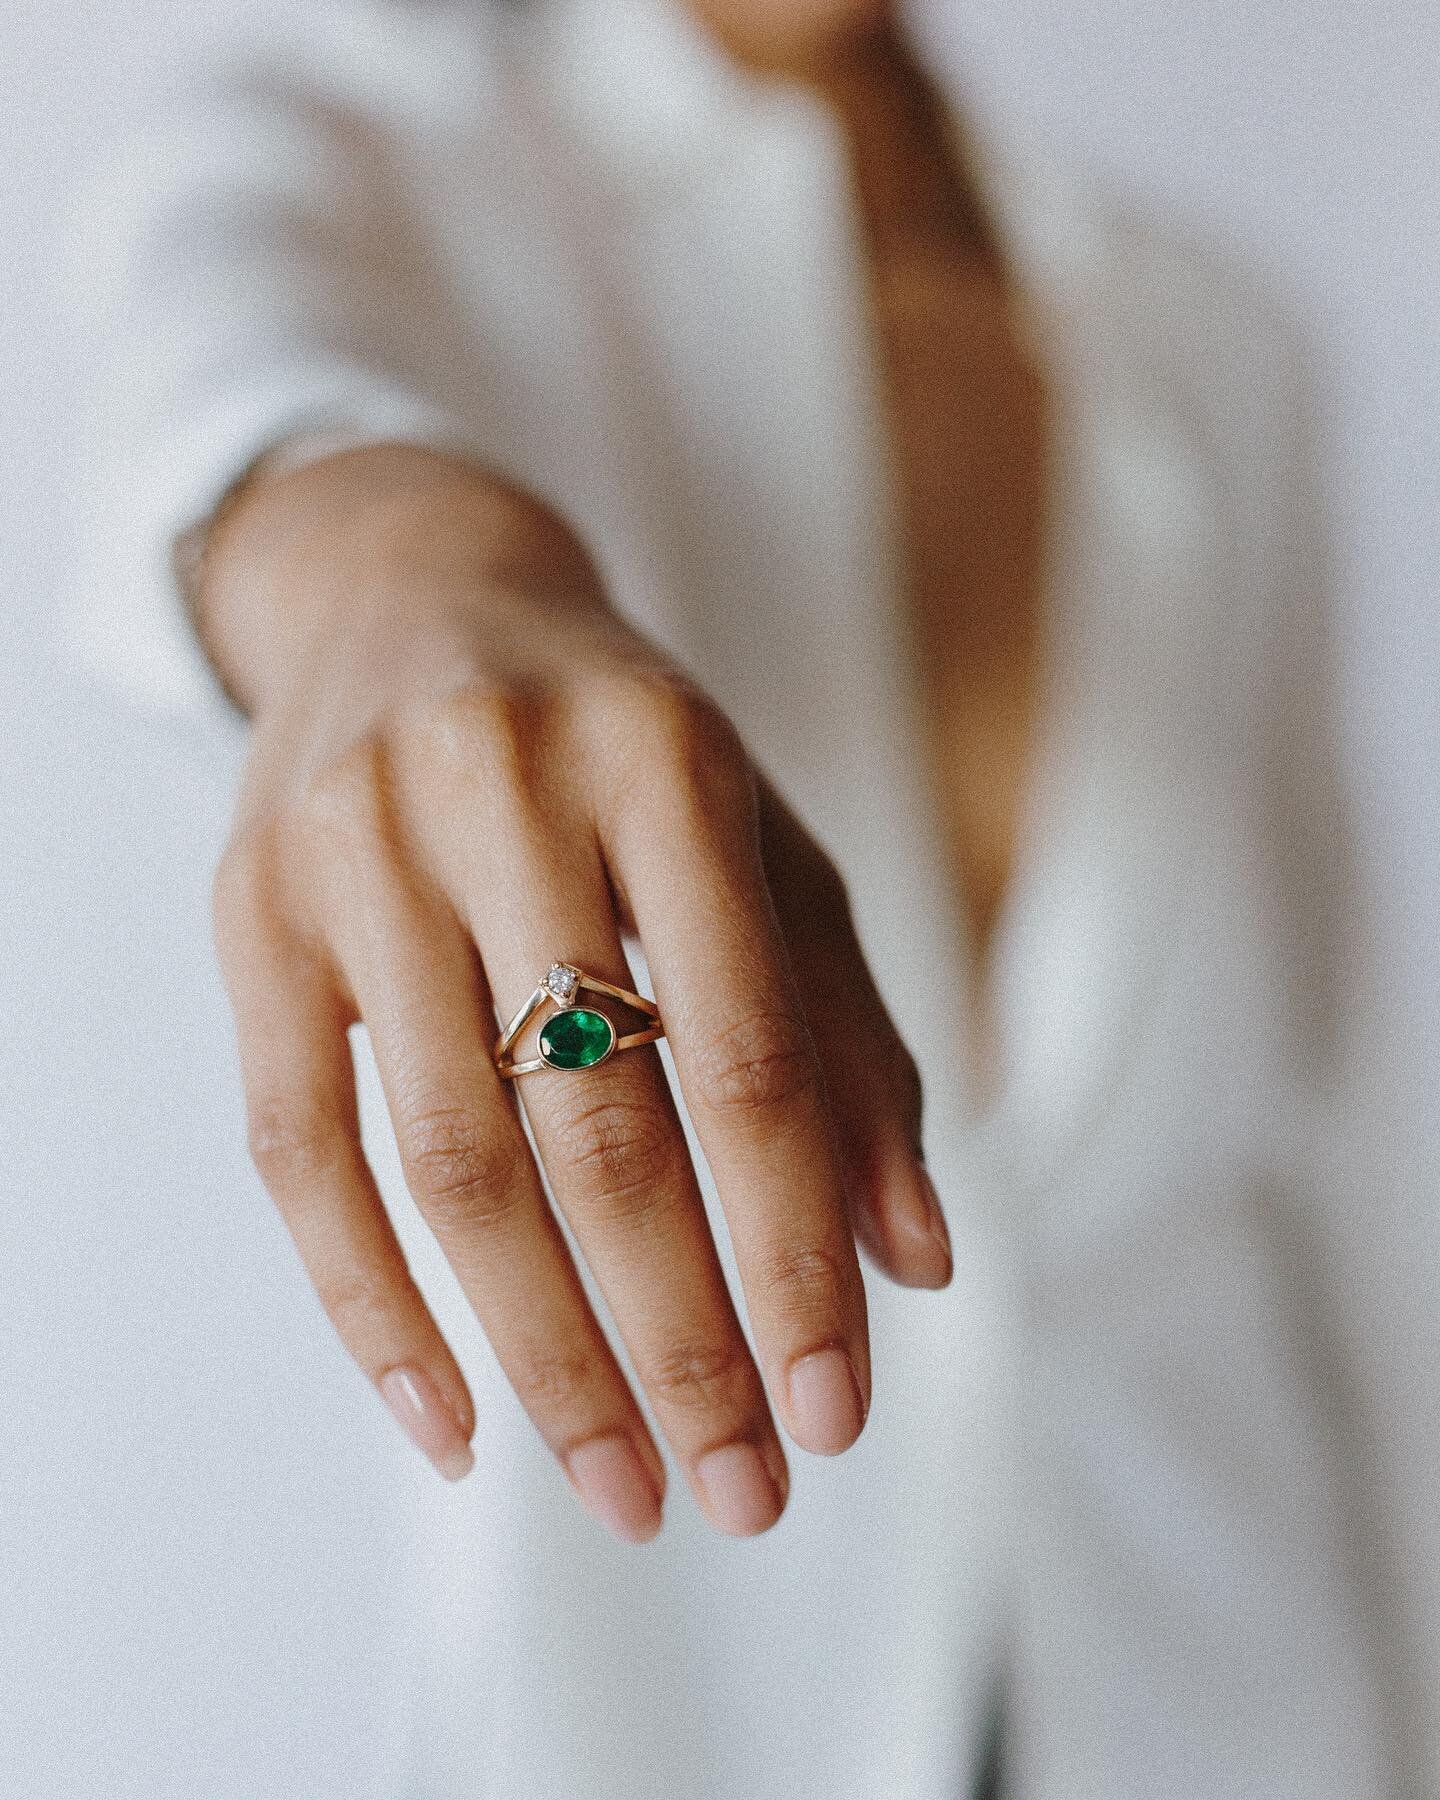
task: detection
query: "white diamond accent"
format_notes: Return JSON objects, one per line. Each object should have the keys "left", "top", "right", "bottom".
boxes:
{"left": 544, "top": 963, "right": 580, "bottom": 1004}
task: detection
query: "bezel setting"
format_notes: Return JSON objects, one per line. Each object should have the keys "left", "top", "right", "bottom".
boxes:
{"left": 536, "top": 1005, "right": 618, "bottom": 1070}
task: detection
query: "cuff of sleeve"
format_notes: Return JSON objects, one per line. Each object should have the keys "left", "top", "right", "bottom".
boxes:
{"left": 66, "top": 375, "right": 476, "bottom": 722}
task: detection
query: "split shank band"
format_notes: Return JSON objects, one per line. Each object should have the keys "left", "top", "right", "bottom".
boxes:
{"left": 494, "top": 962, "right": 664, "bottom": 1079}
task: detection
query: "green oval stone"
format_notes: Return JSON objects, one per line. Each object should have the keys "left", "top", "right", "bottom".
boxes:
{"left": 537, "top": 1007, "right": 617, "bottom": 1070}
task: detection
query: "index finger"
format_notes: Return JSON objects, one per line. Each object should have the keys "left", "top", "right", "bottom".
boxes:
{"left": 599, "top": 693, "right": 870, "bottom": 1457}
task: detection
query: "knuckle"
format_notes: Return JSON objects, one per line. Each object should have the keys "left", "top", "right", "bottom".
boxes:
{"left": 648, "top": 676, "right": 743, "bottom": 758}
{"left": 602, "top": 672, "right": 751, "bottom": 815}
{"left": 211, "top": 828, "right": 296, "bottom": 966}
{"left": 247, "top": 1096, "right": 350, "bottom": 1188}
{"left": 508, "top": 1346, "right": 596, "bottom": 1411}
{"left": 655, "top": 687, "right": 751, "bottom": 802}
{"left": 551, "top": 1095, "right": 679, "bottom": 1219}
{"left": 422, "top": 683, "right": 538, "bottom": 780}
{"left": 403, "top": 684, "right": 559, "bottom": 840}
{"left": 759, "top": 1243, "right": 848, "bottom": 1317}
{"left": 642, "top": 1337, "right": 748, "bottom": 1413}
{"left": 302, "top": 736, "right": 394, "bottom": 842}
{"left": 312, "top": 1267, "right": 396, "bottom": 1337}
{"left": 694, "top": 1007, "right": 820, "bottom": 1119}
{"left": 292, "top": 742, "right": 417, "bottom": 895}
{"left": 210, "top": 831, "right": 267, "bottom": 930}
{"left": 401, "top": 1104, "right": 523, "bottom": 1227}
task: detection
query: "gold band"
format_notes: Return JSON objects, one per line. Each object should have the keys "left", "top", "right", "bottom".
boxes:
{"left": 494, "top": 962, "right": 663, "bottom": 1079}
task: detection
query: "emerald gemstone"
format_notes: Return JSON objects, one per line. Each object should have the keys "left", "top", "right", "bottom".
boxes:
{"left": 538, "top": 1007, "right": 616, "bottom": 1070}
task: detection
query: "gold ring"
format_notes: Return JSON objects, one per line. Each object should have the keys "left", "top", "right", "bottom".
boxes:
{"left": 494, "top": 962, "right": 663, "bottom": 1079}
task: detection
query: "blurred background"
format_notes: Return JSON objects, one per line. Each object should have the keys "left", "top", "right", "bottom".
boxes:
{"left": 2, "top": 1, "right": 1436, "bottom": 1793}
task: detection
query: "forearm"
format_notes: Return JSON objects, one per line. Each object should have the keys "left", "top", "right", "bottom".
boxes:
{"left": 196, "top": 444, "right": 600, "bottom": 717}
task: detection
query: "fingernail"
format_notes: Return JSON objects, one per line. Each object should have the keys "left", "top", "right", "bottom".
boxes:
{"left": 786, "top": 1345, "right": 865, "bottom": 1455}
{"left": 379, "top": 1366, "right": 475, "bottom": 1483}
{"left": 891, "top": 1165, "right": 953, "bottom": 1287}
{"left": 917, "top": 1167, "right": 953, "bottom": 1264}
{"left": 694, "top": 1442, "right": 784, "bottom": 1536}
{"left": 566, "top": 1434, "right": 663, "bottom": 1544}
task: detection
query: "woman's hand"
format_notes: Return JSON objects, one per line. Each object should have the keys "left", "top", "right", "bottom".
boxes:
{"left": 203, "top": 446, "right": 950, "bottom": 1542}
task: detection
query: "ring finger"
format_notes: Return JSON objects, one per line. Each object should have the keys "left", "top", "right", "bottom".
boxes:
{"left": 461, "top": 828, "right": 790, "bottom": 1538}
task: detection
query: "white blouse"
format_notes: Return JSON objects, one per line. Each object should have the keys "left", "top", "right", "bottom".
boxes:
{"left": 69, "top": 1, "right": 1404, "bottom": 1794}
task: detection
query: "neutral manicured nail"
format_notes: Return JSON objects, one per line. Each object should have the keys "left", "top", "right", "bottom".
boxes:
{"left": 694, "top": 1442, "right": 784, "bottom": 1536}
{"left": 786, "top": 1345, "right": 865, "bottom": 1455}
{"left": 566, "top": 1434, "right": 663, "bottom": 1544}
{"left": 917, "top": 1167, "right": 952, "bottom": 1262}
{"left": 891, "top": 1165, "right": 953, "bottom": 1287}
{"left": 379, "top": 1366, "right": 474, "bottom": 1482}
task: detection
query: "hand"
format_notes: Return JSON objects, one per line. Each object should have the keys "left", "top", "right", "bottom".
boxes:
{"left": 204, "top": 447, "right": 950, "bottom": 1542}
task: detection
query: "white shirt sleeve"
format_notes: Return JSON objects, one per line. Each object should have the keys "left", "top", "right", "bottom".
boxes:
{"left": 65, "top": 25, "right": 481, "bottom": 719}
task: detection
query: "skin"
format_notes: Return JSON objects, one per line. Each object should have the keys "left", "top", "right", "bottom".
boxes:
{"left": 205, "top": 450, "right": 947, "bottom": 1542}
{"left": 200, "top": 0, "right": 1044, "bottom": 1542}
{"left": 812, "top": 20, "right": 1048, "bottom": 1052}
{"left": 696, "top": 0, "right": 1047, "bottom": 1000}
{"left": 685, "top": 0, "right": 888, "bottom": 74}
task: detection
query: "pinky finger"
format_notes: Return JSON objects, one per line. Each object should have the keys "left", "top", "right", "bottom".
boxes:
{"left": 227, "top": 936, "right": 476, "bottom": 1481}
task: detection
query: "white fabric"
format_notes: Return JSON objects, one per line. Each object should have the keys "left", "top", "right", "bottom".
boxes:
{"left": 69, "top": 1, "right": 1403, "bottom": 1794}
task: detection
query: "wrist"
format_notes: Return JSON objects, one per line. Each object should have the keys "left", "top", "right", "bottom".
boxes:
{"left": 196, "top": 444, "right": 600, "bottom": 717}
